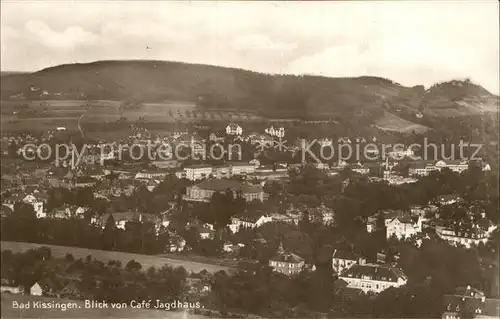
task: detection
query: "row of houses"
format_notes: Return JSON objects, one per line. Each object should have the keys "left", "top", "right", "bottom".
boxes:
{"left": 176, "top": 161, "right": 257, "bottom": 181}
{"left": 409, "top": 159, "right": 490, "bottom": 176}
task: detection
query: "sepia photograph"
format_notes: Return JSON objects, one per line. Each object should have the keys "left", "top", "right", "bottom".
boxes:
{"left": 0, "top": 1, "right": 499, "bottom": 318}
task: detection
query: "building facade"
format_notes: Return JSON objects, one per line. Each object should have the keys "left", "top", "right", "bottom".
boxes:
{"left": 184, "top": 180, "right": 265, "bottom": 203}
{"left": 269, "top": 242, "right": 305, "bottom": 276}
{"left": 339, "top": 263, "right": 408, "bottom": 294}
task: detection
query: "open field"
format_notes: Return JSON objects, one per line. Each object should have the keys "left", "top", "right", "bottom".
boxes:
{"left": 1, "top": 241, "right": 234, "bottom": 274}
{"left": 374, "top": 111, "right": 429, "bottom": 134}
{"left": 0, "top": 99, "right": 262, "bottom": 133}
{"left": 1, "top": 293, "right": 208, "bottom": 319}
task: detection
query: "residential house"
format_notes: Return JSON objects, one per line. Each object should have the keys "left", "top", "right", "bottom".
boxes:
{"left": 435, "top": 219, "right": 497, "bottom": 248}
{"left": 269, "top": 242, "right": 305, "bottom": 276}
{"left": 226, "top": 123, "right": 243, "bottom": 136}
{"left": 209, "top": 132, "right": 225, "bottom": 143}
{"left": 27, "top": 282, "right": 43, "bottom": 296}
{"left": 385, "top": 211, "right": 422, "bottom": 240}
{"left": 345, "top": 163, "right": 370, "bottom": 175}
{"left": 223, "top": 242, "right": 245, "bottom": 253}
{"left": 388, "top": 146, "right": 415, "bottom": 159}
{"left": 184, "top": 164, "right": 213, "bottom": 181}
{"left": 332, "top": 248, "right": 366, "bottom": 275}
{"left": 135, "top": 171, "right": 168, "bottom": 180}
{"left": 151, "top": 159, "right": 180, "bottom": 169}
{"left": 245, "top": 132, "right": 274, "bottom": 148}
{"left": 229, "top": 214, "right": 273, "bottom": 233}
{"left": 308, "top": 204, "right": 335, "bottom": 225}
{"left": 184, "top": 180, "right": 265, "bottom": 203}
{"left": 168, "top": 234, "right": 186, "bottom": 252}
{"left": 265, "top": 126, "right": 285, "bottom": 138}
{"left": 436, "top": 194, "right": 464, "bottom": 206}
{"left": 23, "top": 193, "right": 47, "bottom": 218}
{"left": 339, "top": 263, "right": 408, "bottom": 294}
{"left": 93, "top": 212, "right": 142, "bottom": 230}
{"left": 52, "top": 205, "right": 87, "bottom": 219}
{"left": 442, "top": 286, "right": 500, "bottom": 319}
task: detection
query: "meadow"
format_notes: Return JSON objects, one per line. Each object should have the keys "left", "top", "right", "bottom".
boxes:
{"left": 1, "top": 241, "right": 234, "bottom": 274}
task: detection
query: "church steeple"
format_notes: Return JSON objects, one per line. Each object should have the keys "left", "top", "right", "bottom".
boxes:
{"left": 277, "top": 237, "right": 285, "bottom": 255}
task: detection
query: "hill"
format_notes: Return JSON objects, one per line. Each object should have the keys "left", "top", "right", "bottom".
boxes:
{"left": 1, "top": 60, "right": 498, "bottom": 123}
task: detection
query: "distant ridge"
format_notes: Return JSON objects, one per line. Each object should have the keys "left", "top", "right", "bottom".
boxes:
{"left": 1, "top": 60, "right": 498, "bottom": 121}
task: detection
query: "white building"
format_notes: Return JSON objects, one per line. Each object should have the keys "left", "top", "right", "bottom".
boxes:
{"left": 409, "top": 160, "right": 470, "bottom": 177}
{"left": 388, "top": 146, "right": 415, "bottom": 159}
{"left": 436, "top": 218, "right": 497, "bottom": 249}
{"left": 339, "top": 263, "right": 408, "bottom": 294}
{"left": 229, "top": 214, "right": 273, "bottom": 233}
{"left": 230, "top": 162, "right": 256, "bottom": 176}
{"left": 226, "top": 123, "right": 243, "bottom": 136}
{"left": 23, "top": 194, "right": 46, "bottom": 219}
{"left": 265, "top": 126, "right": 285, "bottom": 138}
{"left": 184, "top": 164, "right": 213, "bottom": 181}
{"left": 385, "top": 212, "right": 422, "bottom": 240}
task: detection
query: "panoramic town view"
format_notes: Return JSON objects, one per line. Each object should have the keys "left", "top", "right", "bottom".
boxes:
{"left": 1, "top": 1, "right": 499, "bottom": 319}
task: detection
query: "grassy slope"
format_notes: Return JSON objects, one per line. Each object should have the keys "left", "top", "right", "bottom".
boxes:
{"left": 1, "top": 241, "right": 234, "bottom": 274}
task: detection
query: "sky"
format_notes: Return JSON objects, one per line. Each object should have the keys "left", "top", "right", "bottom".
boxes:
{"left": 1, "top": 1, "right": 499, "bottom": 94}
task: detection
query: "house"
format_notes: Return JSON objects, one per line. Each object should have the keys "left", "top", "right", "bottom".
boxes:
{"left": 168, "top": 234, "right": 186, "bottom": 252}
{"left": 209, "top": 132, "right": 225, "bottom": 142}
{"left": 23, "top": 193, "right": 47, "bottom": 218}
{"left": 229, "top": 214, "right": 273, "bottom": 233}
{"left": 246, "top": 132, "right": 274, "bottom": 148}
{"left": 134, "top": 171, "right": 168, "bottom": 180}
{"left": 52, "top": 205, "right": 87, "bottom": 219}
{"left": 442, "top": 286, "right": 500, "bottom": 319}
{"left": 345, "top": 163, "right": 370, "bottom": 175}
{"left": 184, "top": 180, "right": 265, "bottom": 203}
{"left": 226, "top": 123, "right": 243, "bottom": 136}
{"left": 434, "top": 160, "right": 469, "bottom": 174}
{"left": 93, "top": 212, "right": 143, "bottom": 230}
{"left": 265, "top": 126, "right": 285, "bottom": 138}
{"left": 223, "top": 242, "right": 245, "bottom": 253}
{"left": 151, "top": 159, "right": 180, "bottom": 169}
{"left": 269, "top": 242, "right": 305, "bottom": 276}
{"left": 385, "top": 212, "right": 422, "bottom": 240}
{"left": 436, "top": 194, "right": 464, "bottom": 206}
{"left": 388, "top": 146, "right": 415, "bottom": 159}
{"left": 339, "top": 263, "right": 407, "bottom": 294}
{"left": 318, "top": 138, "right": 333, "bottom": 147}
{"left": 435, "top": 219, "right": 496, "bottom": 248}
{"left": 230, "top": 162, "right": 256, "bottom": 176}
{"left": 308, "top": 204, "right": 335, "bottom": 225}
{"left": 0, "top": 282, "right": 21, "bottom": 294}
{"left": 192, "top": 225, "right": 215, "bottom": 240}
{"left": 184, "top": 164, "right": 213, "bottom": 181}
{"left": 332, "top": 248, "right": 366, "bottom": 275}
{"left": 27, "top": 282, "right": 43, "bottom": 296}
